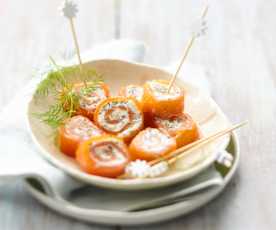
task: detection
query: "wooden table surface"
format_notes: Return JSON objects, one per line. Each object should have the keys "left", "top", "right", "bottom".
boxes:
{"left": 0, "top": 0, "right": 275, "bottom": 229}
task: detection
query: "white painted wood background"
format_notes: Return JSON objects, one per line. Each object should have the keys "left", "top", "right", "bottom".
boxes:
{"left": 0, "top": 0, "right": 275, "bottom": 229}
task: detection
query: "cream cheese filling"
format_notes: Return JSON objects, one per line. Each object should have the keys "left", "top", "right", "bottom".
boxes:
{"left": 141, "top": 129, "right": 172, "bottom": 153}
{"left": 98, "top": 100, "right": 142, "bottom": 136}
{"left": 65, "top": 116, "right": 100, "bottom": 139}
{"left": 79, "top": 87, "right": 107, "bottom": 111}
{"left": 148, "top": 81, "right": 182, "bottom": 100}
{"left": 90, "top": 141, "right": 127, "bottom": 167}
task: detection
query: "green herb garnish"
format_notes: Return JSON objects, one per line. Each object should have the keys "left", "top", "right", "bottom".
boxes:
{"left": 34, "top": 57, "right": 103, "bottom": 128}
{"left": 35, "top": 103, "right": 71, "bottom": 128}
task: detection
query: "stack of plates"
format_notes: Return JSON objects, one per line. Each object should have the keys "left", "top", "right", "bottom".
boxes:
{"left": 25, "top": 134, "right": 239, "bottom": 226}
{"left": 25, "top": 60, "right": 240, "bottom": 226}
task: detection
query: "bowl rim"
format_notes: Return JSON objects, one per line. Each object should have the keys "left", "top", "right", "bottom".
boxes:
{"left": 26, "top": 58, "right": 230, "bottom": 190}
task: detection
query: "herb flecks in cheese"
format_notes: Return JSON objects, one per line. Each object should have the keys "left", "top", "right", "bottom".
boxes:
{"left": 65, "top": 116, "right": 102, "bottom": 139}
{"left": 148, "top": 81, "right": 182, "bottom": 100}
{"left": 89, "top": 139, "right": 128, "bottom": 167}
{"left": 97, "top": 99, "right": 143, "bottom": 139}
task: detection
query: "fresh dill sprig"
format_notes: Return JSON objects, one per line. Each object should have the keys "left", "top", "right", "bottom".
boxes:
{"left": 79, "top": 85, "right": 98, "bottom": 97}
{"left": 79, "top": 80, "right": 103, "bottom": 96}
{"left": 59, "top": 88, "right": 80, "bottom": 116}
{"left": 83, "top": 69, "right": 103, "bottom": 82}
{"left": 35, "top": 89, "right": 80, "bottom": 128}
{"left": 79, "top": 69, "right": 104, "bottom": 96}
{"left": 35, "top": 103, "right": 70, "bottom": 128}
{"left": 34, "top": 57, "right": 104, "bottom": 128}
{"left": 34, "top": 65, "right": 79, "bottom": 97}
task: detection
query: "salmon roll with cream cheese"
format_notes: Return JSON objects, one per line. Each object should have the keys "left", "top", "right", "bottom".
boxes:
{"left": 153, "top": 113, "right": 200, "bottom": 148}
{"left": 58, "top": 115, "right": 104, "bottom": 157}
{"left": 73, "top": 82, "right": 110, "bottom": 120}
{"left": 94, "top": 97, "right": 144, "bottom": 142}
{"left": 142, "top": 79, "right": 184, "bottom": 118}
{"left": 76, "top": 135, "right": 130, "bottom": 178}
{"left": 129, "top": 128, "right": 176, "bottom": 161}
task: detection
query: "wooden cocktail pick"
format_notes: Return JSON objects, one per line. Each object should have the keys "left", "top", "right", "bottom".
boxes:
{"left": 60, "top": 0, "right": 83, "bottom": 72}
{"left": 121, "top": 121, "right": 247, "bottom": 179}
{"left": 167, "top": 4, "right": 209, "bottom": 92}
{"left": 150, "top": 121, "right": 248, "bottom": 166}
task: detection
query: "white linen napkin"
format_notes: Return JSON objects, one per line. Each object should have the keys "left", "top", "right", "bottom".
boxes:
{"left": 0, "top": 39, "right": 218, "bottom": 209}
{"left": 0, "top": 39, "right": 147, "bottom": 198}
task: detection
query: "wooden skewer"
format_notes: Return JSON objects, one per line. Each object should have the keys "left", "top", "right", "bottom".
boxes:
{"left": 149, "top": 120, "right": 248, "bottom": 166}
{"left": 201, "top": 3, "right": 209, "bottom": 18}
{"left": 167, "top": 36, "right": 196, "bottom": 92}
{"left": 167, "top": 5, "right": 209, "bottom": 92}
{"left": 119, "top": 121, "right": 247, "bottom": 179}
{"left": 167, "top": 123, "right": 246, "bottom": 165}
{"left": 69, "top": 18, "right": 83, "bottom": 73}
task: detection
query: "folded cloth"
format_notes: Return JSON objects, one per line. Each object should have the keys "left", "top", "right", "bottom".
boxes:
{"left": 0, "top": 39, "right": 217, "bottom": 209}
{"left": 67, "top": 166, "right": 222, "bottom": 211}
{"left": 0, "top": 40, "right": 147, "bottom": 199}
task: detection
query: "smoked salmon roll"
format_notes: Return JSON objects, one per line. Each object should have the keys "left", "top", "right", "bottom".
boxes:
{"left": 129, "top": 128, "right": 176, "bottom": 161}
{"left": 73, "top": 82, "right": 110, "bottom": 120}
{"left": 76, "top": 135, "right": 130, "bottom": 178}
{"left": 119, "top": 85, "right": 155, "bottom": 127}
{"left": 119, "top": 84, "right": 144, "bottom": 105}
{"left": 58, "top": 115, "right": 104, "bottom": 157}
{"left": 153, "top": 113, "right": 200, "bottom": 148}
{"left": 94, "top": 97, "right": 144, "bottom": 142}
{"left": 142, "top": 79, "right": 184, "bottom": 118}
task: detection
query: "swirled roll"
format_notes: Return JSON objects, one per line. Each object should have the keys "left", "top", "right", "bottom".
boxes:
{"left": 76, "top": 135, "right": 130, "bottom": 178}
{"left": 58, "top": 115, "right": 105, "bottom": 157}
{"left": 94, "top": 97, "right": 144, "bottom": 142}
{"left": 129, "top": 128, "right": 176, "bottom": 161}
{"left": 73, "top": 82, "right": 110, "bottom": 120}
{"left": 143, "top": 80, "right": 184, "bottom": 118}
{"left": 153, "top": 113, "right": 200, "bottom": 148}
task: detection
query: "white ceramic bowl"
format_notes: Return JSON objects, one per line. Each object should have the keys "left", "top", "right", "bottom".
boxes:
{"left": 27, "top": 59, "right": 230, "bottom": 190}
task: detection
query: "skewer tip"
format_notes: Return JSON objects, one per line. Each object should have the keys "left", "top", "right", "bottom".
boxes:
{"left": 234, "top": 120, "right": 249, "bottom": 129}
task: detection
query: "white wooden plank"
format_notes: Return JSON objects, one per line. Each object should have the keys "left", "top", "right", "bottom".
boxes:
{"left": 120, "top": 0, "right": 204, "bottom": 65}
{"left": 1, "top": 0, "right": 276, "bottom": 229}
{"left": 120, "top": 0, "right": 276, "bottom": 229}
